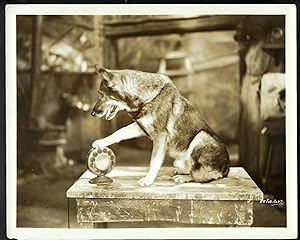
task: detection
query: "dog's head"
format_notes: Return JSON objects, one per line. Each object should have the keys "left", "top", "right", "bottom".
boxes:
{"left": 91, "top": 66, "right": 130, "bottom": 120}
{"left": 91, "top": 65, "right": 172, "bottom": 120}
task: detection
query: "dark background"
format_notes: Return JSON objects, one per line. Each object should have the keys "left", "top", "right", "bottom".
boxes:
{"left": 13, "top": 14, "right": 287, "bottom": 228}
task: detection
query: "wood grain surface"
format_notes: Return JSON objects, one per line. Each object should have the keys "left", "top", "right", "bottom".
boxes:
{"left": 67, "top": 167, "right": 263, "bottom": 201}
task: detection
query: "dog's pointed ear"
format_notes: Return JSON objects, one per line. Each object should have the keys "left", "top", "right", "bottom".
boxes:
{"left": 95, "top": 65, "right": 112, "bottom": 81}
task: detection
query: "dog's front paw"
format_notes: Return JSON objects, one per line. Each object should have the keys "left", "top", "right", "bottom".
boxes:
{"left": 92, "top": 139, "right": 109, "bottom": 149}
{"left": 138, "top": 177, "right": 154, "bottom": 187}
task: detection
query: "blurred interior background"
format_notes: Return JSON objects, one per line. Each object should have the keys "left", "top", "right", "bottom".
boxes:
{"left": 16, "top": 15, "right": 286, "bottom": 228}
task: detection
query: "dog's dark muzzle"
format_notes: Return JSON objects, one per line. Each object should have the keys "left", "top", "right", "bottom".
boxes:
{"left": 91, "top": 110, "right": 97, "bottom": 117}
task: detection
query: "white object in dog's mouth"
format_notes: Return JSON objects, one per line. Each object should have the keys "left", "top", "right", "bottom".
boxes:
{"left": 105, "top": 105, "right": 118, "bottom": 120}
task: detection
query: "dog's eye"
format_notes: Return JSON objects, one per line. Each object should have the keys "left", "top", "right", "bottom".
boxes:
{"left": 97, "top": 91, "right": 105, "bottom": 97}
{"left": 102, "top": 79, "right": 108, "bottom": 85}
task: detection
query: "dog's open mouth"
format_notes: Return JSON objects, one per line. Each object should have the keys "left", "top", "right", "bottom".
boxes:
{"left": 105, "top": 105, "right": 118, "bottom": 120}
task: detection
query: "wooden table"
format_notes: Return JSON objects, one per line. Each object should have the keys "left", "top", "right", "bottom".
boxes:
{"left": 66, "top": 166, "right": 263, "bottom": 228}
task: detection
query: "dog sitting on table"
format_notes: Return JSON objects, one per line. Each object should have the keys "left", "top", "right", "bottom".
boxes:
{"left": 91, "top": 65, "right": 230, "bottom": 186}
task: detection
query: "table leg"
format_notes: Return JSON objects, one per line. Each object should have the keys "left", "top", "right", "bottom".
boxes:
{"left": 79, "top": 222, "right": 95, "bottom": 228}
{"left": 94, "top": 222, "right": 108, "bottom": 228}
{"left": 77, "top": 222, "right": 108, "bottom": 228}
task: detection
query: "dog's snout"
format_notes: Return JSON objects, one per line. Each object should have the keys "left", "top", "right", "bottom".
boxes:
{"left": 91, "top": 111, "right": 96, "bottom": 116}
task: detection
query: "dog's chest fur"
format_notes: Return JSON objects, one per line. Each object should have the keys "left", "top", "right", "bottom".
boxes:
{"left": 133, "top": 83, "right": 213, "bottom": 155}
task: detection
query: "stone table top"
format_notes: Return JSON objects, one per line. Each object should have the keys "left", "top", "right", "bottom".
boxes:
{"left": 66, "top": 166, "right": 263, "bottom": 201}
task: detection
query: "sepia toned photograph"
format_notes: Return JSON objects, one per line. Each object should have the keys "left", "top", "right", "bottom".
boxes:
{"left": 6, "top": 4, "right": 297, "bottom": 240}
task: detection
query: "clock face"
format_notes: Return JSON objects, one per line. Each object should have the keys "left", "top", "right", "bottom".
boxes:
{"left": 87, "top": 147, "right": 116, "bottom": 176}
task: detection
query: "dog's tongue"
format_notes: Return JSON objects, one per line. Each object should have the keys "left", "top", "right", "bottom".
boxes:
{"left": 105, "top": 105, "right": 118, "bottom": 120}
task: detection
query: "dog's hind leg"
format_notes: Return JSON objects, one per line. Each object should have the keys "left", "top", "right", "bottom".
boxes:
{"left": 92, "top": 122, "right": 146, "bottom": 148}
{"left": 173, "top": 156, "right": 193, "bottom": 176}
{"left": 191, "top": 166, "right": 223, "bottom": 183}
{"left": 174, "top": 158, "right": 224, "bottom": 183}
{"left": 173, "top": 174, "right": 193, "bottom": 184}
{"left": 173, "top": 158, "right": 224, "bottom": 184}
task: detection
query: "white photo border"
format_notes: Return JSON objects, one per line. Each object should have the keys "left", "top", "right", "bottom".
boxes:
{"left": 6, "top": 4, "right": 297, "bottom": 239}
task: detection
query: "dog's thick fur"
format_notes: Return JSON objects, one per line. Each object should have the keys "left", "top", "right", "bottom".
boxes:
{"left": 91, "top": 65, "right": 230, "bottom": 186}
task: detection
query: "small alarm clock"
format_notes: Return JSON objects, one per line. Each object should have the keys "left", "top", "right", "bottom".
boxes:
{"left": 87, "top": 147, "right": 116, "bottom": 184}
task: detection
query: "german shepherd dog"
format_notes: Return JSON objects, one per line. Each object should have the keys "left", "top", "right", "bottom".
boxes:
{"left": 91, "top": 65, "right": 230, "bottom": 186}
